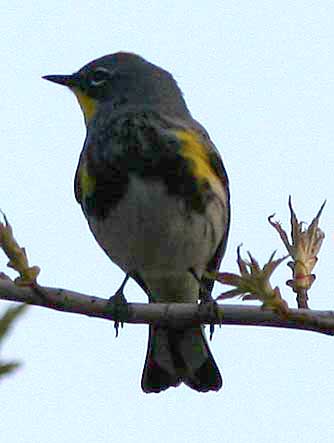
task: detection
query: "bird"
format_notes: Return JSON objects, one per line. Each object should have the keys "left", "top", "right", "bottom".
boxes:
{"left": 43, "top": 52, "right": 230, "bottom": 393}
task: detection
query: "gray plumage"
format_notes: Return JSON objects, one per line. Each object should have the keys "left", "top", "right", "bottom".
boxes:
{"left": 44, "top": 52, "right": 230, "bottom": 393}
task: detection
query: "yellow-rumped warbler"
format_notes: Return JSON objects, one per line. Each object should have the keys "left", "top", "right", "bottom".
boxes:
{"left": 44, "top": 52, "right": 230, "bottom": 393}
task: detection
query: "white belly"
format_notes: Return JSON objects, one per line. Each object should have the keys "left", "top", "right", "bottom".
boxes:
{"left": 88, "top": 176, "right": 225, "bottom": 300}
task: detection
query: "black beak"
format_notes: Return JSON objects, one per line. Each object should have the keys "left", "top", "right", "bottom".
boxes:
{"left": 42, "top": 74, "right": 78, "bottom": 88}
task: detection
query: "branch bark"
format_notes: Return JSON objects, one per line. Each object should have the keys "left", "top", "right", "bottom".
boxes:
{"left": 0, "top": 279, "right": 334, "bottom": 335}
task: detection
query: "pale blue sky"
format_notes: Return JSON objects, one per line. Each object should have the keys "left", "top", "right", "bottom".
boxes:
{"left": 1, "top": 1, "right": 334, "bottom": 442}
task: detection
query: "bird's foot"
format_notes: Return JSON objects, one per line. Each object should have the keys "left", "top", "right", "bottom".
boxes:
{"left": 108, "top": 274, "right": 130, "bottom": 337}
{"left": 199, "top": 292, "right": 221, "bottom": 340}
{"left": 189, "top": 268, "right": 220, "bottom": 340}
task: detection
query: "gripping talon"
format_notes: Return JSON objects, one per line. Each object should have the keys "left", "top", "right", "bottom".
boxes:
{"left": 108, "top": 274, "right": 130, "bottom": 337}
{"left": 199, "top": 292, "right": 220, "bottom": 340}
{"left": 190, "top": 268, "right": 219, "bottom": 340}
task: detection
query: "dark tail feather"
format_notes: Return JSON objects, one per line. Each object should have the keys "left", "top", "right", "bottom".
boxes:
{"left": 141, "top": 326, "right": 181, "bottom": 393}
{"left": 179, "top": 326, "right": 222, "bottom": 392}
{"left": 141, "top": 326, "right": 222, "bottom": 393}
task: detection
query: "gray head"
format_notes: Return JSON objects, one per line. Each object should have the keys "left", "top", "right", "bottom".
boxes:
{"left": 43, "top": 52, "right": 190, "bottom": 124}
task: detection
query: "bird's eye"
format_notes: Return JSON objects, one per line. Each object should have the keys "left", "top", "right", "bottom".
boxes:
{"left": 89, "top": 68, "right": 110, "bottom": 87}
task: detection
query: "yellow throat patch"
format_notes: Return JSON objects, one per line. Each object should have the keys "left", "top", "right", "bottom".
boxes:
{"left": 72, "top": 88, "right": 98, "bottom": 125}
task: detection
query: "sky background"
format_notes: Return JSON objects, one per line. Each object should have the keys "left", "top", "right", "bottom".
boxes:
{"left": 1, "top": 1, "right": 334, "bottom": 442}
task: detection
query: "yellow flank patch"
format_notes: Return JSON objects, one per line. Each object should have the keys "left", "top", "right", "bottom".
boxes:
{"left": 175, "top": 130, "right": 217, "bottom": 183}
{"left": 79, "top": 163, "right": 96, "bottom": 198}
{"left": 72, "top": 88, "right": 98, "bottom": 125}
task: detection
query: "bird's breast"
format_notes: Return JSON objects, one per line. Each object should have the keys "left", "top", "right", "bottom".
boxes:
{"left": 87, "top": 175, "right": 225, "bottom": 278}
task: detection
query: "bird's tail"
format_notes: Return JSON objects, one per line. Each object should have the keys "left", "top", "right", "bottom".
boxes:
{"left": 141, "top": 325, "right": 222, "bottom": 393}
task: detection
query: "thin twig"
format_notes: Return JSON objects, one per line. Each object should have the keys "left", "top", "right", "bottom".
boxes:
{"left": 0, "top": 279, "right": 333, "bottom": 336}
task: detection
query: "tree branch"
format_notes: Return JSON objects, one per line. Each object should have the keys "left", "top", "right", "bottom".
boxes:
{"left": 0, "top": 279, "right": 333, "bottom": 336}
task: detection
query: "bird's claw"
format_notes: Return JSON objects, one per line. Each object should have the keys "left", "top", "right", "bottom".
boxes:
{"left": 108, "top": 289, "right": 129, "bottom": 337}
{"left": 199, "top": 294, "right": 220, "bottom": 340}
